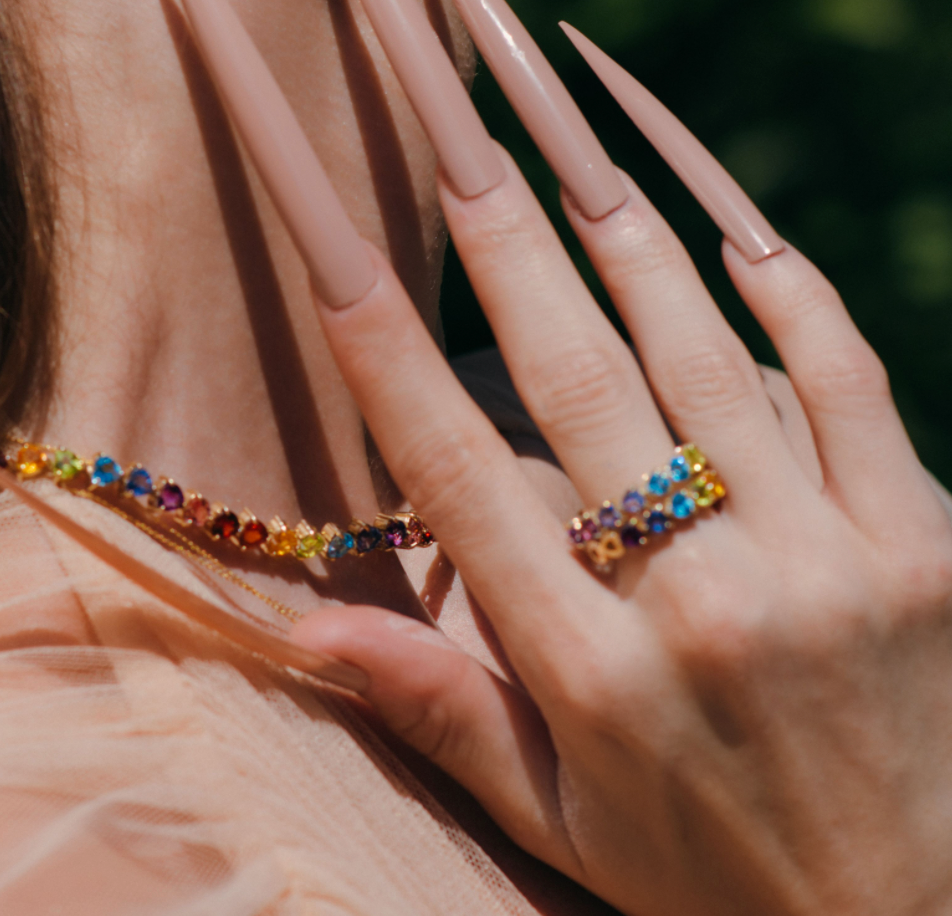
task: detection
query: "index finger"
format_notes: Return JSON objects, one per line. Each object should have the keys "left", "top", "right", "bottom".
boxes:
{"left": 182, "top": 0, "right": 605, "bottom": 695}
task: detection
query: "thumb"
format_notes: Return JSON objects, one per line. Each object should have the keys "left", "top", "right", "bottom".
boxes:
{"left": 290, "top": 606, "right": 573, "bottom": 870}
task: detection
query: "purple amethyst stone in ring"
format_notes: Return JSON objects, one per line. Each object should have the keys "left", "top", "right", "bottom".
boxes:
{"left": 622, "top": 490, "right": 645, "bottom": 514}
{"left": 621, "top": 525, "right": 644, "bottom": 548}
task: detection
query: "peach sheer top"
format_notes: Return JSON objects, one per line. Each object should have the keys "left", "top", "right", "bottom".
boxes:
{"left": 0, "top": 351, "right": 618, "bottom": 916}
{"left": 0, "top": 473, "right": 559, "bottom": 915}
{"left": 5, "top": 352, "right": 941, "bottom": 914}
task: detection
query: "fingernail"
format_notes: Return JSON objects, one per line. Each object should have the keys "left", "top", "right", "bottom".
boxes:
{"left": 561, "top": 23, "right": 785, "bottom": 263}
{"left": 359, "top": 0, "right": 506, "bottom": 199}
{"left": 452, "top": 0, "right": 628, "bottom": 221}
{"left": 310, "top": 659, "right": 372, "bottom": 695}
{"left": 182, "top": 0, "right": 378, "bottom": 307}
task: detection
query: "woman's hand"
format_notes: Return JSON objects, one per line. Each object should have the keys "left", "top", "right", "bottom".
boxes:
{"left": 299, "top": 164, "right": 952, "bottom": 915}
{"left": 183, "top": 0, "right": 952, "bottom": 912}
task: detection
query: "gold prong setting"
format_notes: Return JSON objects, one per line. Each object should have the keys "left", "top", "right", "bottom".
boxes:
{"left": 2, "top": 437, "right": 436, "bottom": 563}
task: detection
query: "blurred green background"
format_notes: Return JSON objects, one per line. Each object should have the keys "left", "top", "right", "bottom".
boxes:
{"left": 439, "top": 0, "right": 952, "bottom": 487}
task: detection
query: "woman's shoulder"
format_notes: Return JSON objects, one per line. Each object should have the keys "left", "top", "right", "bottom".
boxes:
{"left": 0, "top": 488, "right": 99, "bottom": 652}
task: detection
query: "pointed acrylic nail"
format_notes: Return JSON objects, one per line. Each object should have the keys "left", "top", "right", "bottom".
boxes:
{"left": 451, "top": 0, "right": 628, "bottom": 220}
{"left": 182, "top": 0, "right": 378, "bottom": 307}
{"left": 561, "top": 22, "right": 785, "bottom": 263}
{"left": 359, "top": 0, "right": 506, "bottom": 199}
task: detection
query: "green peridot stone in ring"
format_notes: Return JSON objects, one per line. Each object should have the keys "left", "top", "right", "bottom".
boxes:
{"left": 53, "top": 449, "right": 84, "bottom": 481}
{"left": 681, "top": 444, "right": 707, "bottom": 474}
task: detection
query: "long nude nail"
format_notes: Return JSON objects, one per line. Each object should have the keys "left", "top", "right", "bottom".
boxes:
{"left": 561, "top": 23, "right": 785, "bottom": 263}
{"left": 359, "top": 0, "right": 505, "bottom": 199}
{"left": 182, "top": 0, "right": 378, "bottom": 307}
{"left": 452, "top": 0, "right": 628, "bottom": 220}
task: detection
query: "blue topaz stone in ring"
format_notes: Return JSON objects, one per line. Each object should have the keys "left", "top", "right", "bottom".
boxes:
{"left": 671, "top": 492, "right": 696, "bottom": 520}
{"left": 670, "top": 455, "right": 691, "bottom": 482}
{"left": 647, "top": 511, "right": 669, "bottom": 535}
{"left": 91, "top": 456, "right": 122, "bottom": 487}
{"left": 647, "top": 473, "right": 670, "bottom": 497}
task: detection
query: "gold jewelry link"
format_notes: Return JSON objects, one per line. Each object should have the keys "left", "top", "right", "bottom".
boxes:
{"left": 76, "top": 489, "right": 303, "bottom": 622}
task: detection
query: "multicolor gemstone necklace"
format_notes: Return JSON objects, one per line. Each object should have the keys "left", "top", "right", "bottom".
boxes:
{"left": 2, "top": 437, "right": 435, "bottom": 565}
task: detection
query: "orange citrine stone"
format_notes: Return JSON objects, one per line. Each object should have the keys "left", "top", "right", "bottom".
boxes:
{"left": 16, "top": 446, "right": 49, "bottom": 478}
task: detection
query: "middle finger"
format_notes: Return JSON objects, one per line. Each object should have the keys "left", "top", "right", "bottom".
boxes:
{"left": 357, "top": 0, "right": 673, "bottom": 505}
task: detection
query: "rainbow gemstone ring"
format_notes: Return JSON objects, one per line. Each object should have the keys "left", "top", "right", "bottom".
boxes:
{"left": 567, "top": 444, "right": 726, "bottom": 571}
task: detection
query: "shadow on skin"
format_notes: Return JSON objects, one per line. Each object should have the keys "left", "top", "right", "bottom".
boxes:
{"left": 423, "top": 0, "right": 458, "bottom": 66}
{"left": 328, "top": 0, "right": 430, "bottom": 312}
{"left": 160, "top": 0, "right": 427, "bottom": 617}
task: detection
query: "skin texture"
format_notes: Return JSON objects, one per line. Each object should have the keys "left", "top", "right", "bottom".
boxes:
{"left": 17, "top": 3, "right": 614, "bottom": 910}
{"left": 19, "top": 0, "right": 952, "bottom": 912}
{"left": 24, "top": 0, "right": 499, "bottom": 626}
{"left": 292, "top": 147, "right": 952, "bottom": 915}
{"left": 264, "top": 8, "right": 952, "bottom": 914}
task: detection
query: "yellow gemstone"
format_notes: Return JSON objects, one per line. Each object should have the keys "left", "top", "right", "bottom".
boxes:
{"left": 268, "top": 528, "right": 299, "bottom": 558}
{"left": 296, "top": 534, "right": 325, "bottom": 559}
{"left": 692, "top": 471, "right": 726, "bottom": 508}
{"left": 295, "top": 522, "right": 325, "bottom": 560}
{"left": 681, "top": 444, "right": 707, "bottom": 474}
{"left": 16, "top": 446, "right": 49, "bottom": 478}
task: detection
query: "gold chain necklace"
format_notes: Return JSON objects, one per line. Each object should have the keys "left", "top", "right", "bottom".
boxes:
{"left": 75, "top": 486, "right": 304, "bottom": 621}
{"left": 2, "top": 436, "right": 437, "bottom": 624}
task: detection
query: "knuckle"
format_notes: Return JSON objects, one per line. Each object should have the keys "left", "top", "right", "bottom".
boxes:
{"left": 773, "top": 281, "right": 840, "bottom": 330}
{"left": 674, "top": 593, "right": 760, "bottom": 673}
{"left": 655, "top": 546, "right": 776, "bottom": 672}
{"left": 549, "top": 654, "right": 638, "bottom": 729}
{"left": 394, "top": 695, "right": 462, "bottom": 763}
{"left": 800, "top": 343, "right": 891, "bottom": 413}
{"left": 889, "top": 544, "right": 952, "bottom": 623}
{"left": 525, "top": 343, "right": 636, "bottom": 440}
{"left": 389, "top": 660, "right": 475, "bottom": 763}
{"left": 457, "top": 201, "right": 543, "bottom": 261}
{"left": 609, "top": 217, "right": 686, "bottom": 281}
{"left": 394, "top": 427, "right": 496, "bottom": 521}
{"left": 656, "top": 338, "right": 761, "bottom": 423}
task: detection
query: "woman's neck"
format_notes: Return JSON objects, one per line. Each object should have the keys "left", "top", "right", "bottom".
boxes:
{"left": 19, "top": 0, "right": 459, "bottom": 617}
{"left": 30, "top": 0, "right": 450, "bottom": 537}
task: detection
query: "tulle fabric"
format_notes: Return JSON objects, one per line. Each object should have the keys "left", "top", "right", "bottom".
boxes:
{"left": 0, "top": 481, "right": 542, "bottom": 915}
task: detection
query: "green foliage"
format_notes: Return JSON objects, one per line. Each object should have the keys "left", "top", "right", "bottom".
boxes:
{"left": 439, "top": 0, "right": 952, "bottom": 486}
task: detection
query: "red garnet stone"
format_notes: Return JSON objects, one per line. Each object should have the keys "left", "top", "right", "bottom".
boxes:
{"left": 209, "top": 510, "right": 240, "bottom": 540}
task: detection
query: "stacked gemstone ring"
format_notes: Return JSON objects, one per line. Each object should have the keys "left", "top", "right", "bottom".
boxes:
{"left": 567, "top": 444, "right": 726, "bottom": 570}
